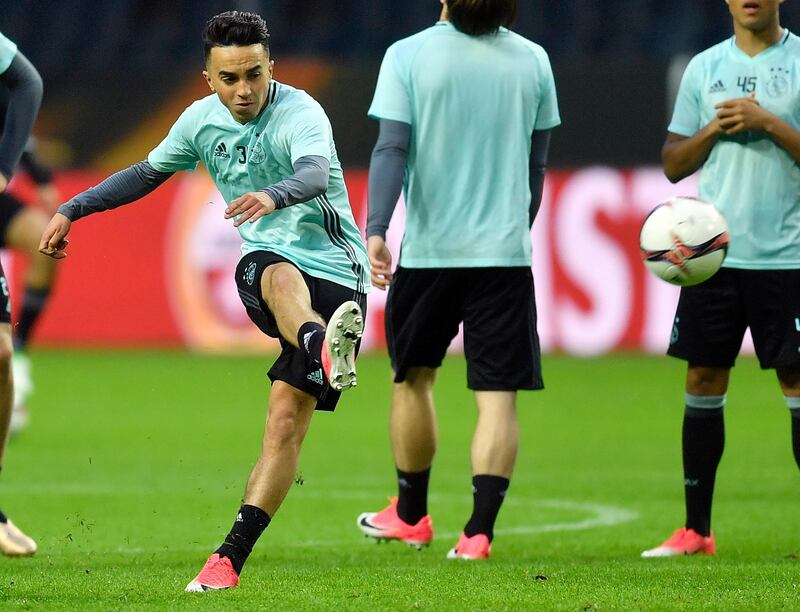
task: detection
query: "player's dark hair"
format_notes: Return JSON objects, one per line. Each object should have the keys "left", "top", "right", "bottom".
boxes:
{"left": 447, "top": 0, "right": 517, "bottom": 36}
{"left": 203, "top": 11, "right": 270, "bottom": 61}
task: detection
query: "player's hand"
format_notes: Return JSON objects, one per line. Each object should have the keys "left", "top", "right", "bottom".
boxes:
{"left": 0, "top": 173, "right": 7, "bottom": 193}
{"left": 226, "top": 191, "right": 276, "bottom": 227}
{"left": 38, "top": 212, "right": 71, "bottom": 259}
{"left": 715, "top": 95, "right": 770, "bottom": 135}
{"left": 367, "top": 235, "right": 393, "bottom": 290}
{"left": 35, "top": 183, "right": 60, "bottom": 213}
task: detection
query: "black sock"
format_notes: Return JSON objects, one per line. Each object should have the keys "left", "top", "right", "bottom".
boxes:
{"left": 463, "top": 475, "right": 509, "bottom": 542}
{"left": 13, "top": 287, "right": 51, "bottom": 350}
{"left": 297, "top": 322, "right": 325, "bottom": 366}
{"left": 683, "top": 407, "right": 724, "bottom": 537}
{"left": 396, "top": 467, "right": 430, "bottom": 525}
{"left": 791, "top": 409, "right": 800, "bottom": 471}
{"left": 214, "top": 504, "right": 271, "bottom": 574}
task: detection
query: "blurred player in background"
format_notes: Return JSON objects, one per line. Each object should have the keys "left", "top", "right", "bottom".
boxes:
{"left": 643, "top": 0, "right": 800, "bottom": 558}
{"left": 0, "top": 29, "right": 42, "bottom": 556}
{"left": 0, "top": 137, "right": 60, "bottom": 432}
{"left": 39, "top": 11, "right": 369, "bottom": 591}
{"left": 357, "top": 0, "right": 559, "bottom": 560}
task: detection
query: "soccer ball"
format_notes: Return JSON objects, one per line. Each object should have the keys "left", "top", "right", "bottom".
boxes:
{"left": 639, "top": 196, "right": 729, "bottom": 287}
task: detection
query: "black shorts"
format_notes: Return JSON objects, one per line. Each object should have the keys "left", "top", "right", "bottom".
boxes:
{"left": 667, "top": 267, "right": 800, "bottom": 369}
{"left": 386, "top": 266, "right": 543, "bottom": 391}
{"left": 0, "top": 259, "right": 9, "bottom": 324}
{"left": 235, "top": 250, "right": 367, "bottom": 412}
{"left": 0, "top": 192, "right": 25, "bottom": 246}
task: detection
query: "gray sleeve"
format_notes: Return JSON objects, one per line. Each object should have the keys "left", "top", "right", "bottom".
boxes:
{"left": 529, "top": 129, "right": 552, "bottom": 228}
{"left": 57, "top": 160, "right": 174, "bottom": 221}
{"left": 366, "top": 119, "right": 410, "bottom": 239}
{"left": 0, "top": 52, "right": 43, "bottom": 180}
{"left": 261, "top": 155, "right": 330, "bottom": 209}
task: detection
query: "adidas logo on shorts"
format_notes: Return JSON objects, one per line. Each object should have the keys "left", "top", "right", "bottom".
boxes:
{"left": 307, "top": 369, "right": 324, "bottom": 385}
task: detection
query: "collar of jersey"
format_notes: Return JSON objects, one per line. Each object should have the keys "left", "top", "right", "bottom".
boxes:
{"left": 729, "top": 29, "right": 791, "bottom": 62}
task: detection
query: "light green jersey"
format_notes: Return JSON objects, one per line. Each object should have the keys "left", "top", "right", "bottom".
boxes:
{"left": 369, "top": 21, "right": 560, "bottom": 268}
{"left": 149, "top": 81, "right": 370, "bottom": 293}
{"left": 669, "top": 31, "right": 800, "bottom": 269}
{"left": 0, "top": 32, "right": 18, "bottom": 74}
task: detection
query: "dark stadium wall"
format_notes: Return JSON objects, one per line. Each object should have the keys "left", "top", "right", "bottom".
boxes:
{"left": 34, "top": 59, "right": 669, "bottom": 170}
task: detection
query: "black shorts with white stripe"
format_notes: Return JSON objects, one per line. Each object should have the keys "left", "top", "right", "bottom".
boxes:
{"left": 235, "top": 250, "right": 367, "bottom": 411}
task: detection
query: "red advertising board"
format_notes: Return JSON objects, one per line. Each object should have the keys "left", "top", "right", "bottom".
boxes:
{"left": 6, "top": 167, "right": 743, "bottom": 355}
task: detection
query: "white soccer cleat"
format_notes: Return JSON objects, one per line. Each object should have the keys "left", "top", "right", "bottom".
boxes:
{"left": 321, "top": 301, "right": 363, "bottom": 391}
{"left": 0, "top": 518, "right": 37, "bottom": 557}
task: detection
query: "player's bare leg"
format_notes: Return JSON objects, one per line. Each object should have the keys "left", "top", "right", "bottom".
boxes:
{"left": 0, "top": 324, "right": 36, "bottom": 556}
{"left": 358, "top": 367, "right": 437, "bottom": 547}
{"left": 188, "top": 264, "right": 361, "bottom": 592}
{"left": 244, "top": 381, "right": 316, "bottom": 515}
{"left": 391, "top": 367, "right": 438, "bottom": 472}
{"left": 261, "top": 262, "right": 325, "bottom": 347}
{"left": 447, "top": 391, "right": 517, "bottom": 560}
{"left": 5, "top": 208, "right": 57, "bottom": 430}
{"left": 643, "top": 365, "right": 728, "bottom": 558}
{"left": 776, "top": 366, "right": 800, "bottom": 471}
{"left": 187, "top": 383, "right": 319, "bottom": 593}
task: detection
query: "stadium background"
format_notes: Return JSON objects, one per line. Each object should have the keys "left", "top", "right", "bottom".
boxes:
{"left": 2, "top": 0, "right": 794, "bottom": 353}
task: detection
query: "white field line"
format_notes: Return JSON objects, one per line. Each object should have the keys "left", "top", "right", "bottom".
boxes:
{"left": 3, "top": 483, "right": 638, "bottom": 553}
{"left": 112, "top": 498, "right": 637, "bottom": 554}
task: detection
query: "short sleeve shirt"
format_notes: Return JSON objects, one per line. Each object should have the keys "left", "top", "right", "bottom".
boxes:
{"left": 669, "top": 31, "right": 800, "bottom": 269}
{"left": 369, "top": 22, "right": 560, "bottom": 268}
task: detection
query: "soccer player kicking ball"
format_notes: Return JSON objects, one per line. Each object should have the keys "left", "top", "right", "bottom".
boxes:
{"left": 357, "top": 0, "right": 559, "bottom": 560}
{"left": 0, "top": 29, "right": 43, "bottom": 557}
{"left": 642, "top": 0, "right": 800, "bottom": 558}
{"left": 39, "top": 11, "right": 369, "bottom": 590}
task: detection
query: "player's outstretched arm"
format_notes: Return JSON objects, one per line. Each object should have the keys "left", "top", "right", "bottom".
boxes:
{"left": 38, "top": 160, "right": 174, "bottom": 259}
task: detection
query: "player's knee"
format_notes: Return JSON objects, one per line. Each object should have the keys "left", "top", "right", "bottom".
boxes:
{"left": 400, "top": 367, "right": 436, "bottom": 390}
{"left": 777, "top": 367, "right": 800, "bottom": 394}
{"left": 265, "top": 410, "right": 304, "bottom": 449}
{"left": 686, "top": 366, "right": 728, "bottom": 395}
{"left": 263, "top": 263, "right": 300, "bottom": 296}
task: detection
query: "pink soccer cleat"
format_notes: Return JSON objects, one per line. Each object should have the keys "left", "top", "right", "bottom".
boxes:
{"left": 321, "top": 301, "right": 363, "bottom": 392}
{"left": 641, "top": 528, "right": 716, "bottom": 558}
{"left": 446, "top": 532, "right": 491, "bottom": 560}
{"left": 185, "top": 553, "right": 240, "bottom": 592}
{"left": 357, "top": 497, "right": 433, "bottom": 549}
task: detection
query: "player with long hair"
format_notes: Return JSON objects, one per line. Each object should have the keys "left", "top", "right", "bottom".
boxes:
{"left": 358, "top": 0, "right": 559, "bottom": 560}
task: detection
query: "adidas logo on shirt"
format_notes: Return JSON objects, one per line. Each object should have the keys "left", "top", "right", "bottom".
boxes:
{"left": 214, "top": 142, "right": 231, "bottom": 159}
{"left": 307, "top": 369, "right": 324, "bottom": 385}
{"left": 708, "top": 80, "right": 726, "bottom": 94}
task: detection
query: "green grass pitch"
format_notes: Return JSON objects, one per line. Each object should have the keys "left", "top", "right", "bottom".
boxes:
{"left": 0, "top": 350, "right": 798, "bottom": 609}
